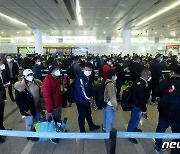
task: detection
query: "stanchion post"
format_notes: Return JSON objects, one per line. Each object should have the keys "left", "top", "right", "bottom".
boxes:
{"left": 110, "top": 128, "right": 117, "bottom": 154}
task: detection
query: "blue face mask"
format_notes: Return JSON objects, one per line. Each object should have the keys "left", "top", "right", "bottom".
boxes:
{"left": 160, "top": 58, "right": 163, "bottom": 62}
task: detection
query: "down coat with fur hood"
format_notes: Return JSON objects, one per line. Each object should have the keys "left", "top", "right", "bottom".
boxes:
{"left": 14, "top": 79, "right": 41, "bottom": 116}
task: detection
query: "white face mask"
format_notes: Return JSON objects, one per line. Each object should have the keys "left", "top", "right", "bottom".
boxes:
{"left": 7, "top": 59, "right": 12, "bottom": 62}
{"left": 90, "top": 61, "right": 94, "bottom": 64}
{"left": 147, "top": 77, "right": 152, "bottom": 82}
{"left": 160, "top": 58, "right": 163, "bottom": 62}
{"left": 25, "top": 76, "right": 34, "bottom": 82}
{"left": 0, "top": 64, "right": 5, "bottom": 70}
{"left": 112, "top": 76, "right": 117, "bottom": 81}
{"left": 36, "top": 62, "right": 41, "bottom": 65}
{"left": 84, "top": 71, "right": 92, "bottom": 77}
{"left": 107, "top": 61, "right": 112, "bottom": 65}
{"left": 54, "top": 70, "right": 61, "bottom": 76}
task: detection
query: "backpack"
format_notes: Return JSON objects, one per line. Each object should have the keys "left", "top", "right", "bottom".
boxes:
{"left": 121, "top": 84, "right": 134, "bottom": 111}
{"left": 94, "top": 81, "right": 113, "bottom": 109}
{"left": 67, "top": 79, "right": 76, "bottom": 103}
{"left": 160, "top": 80, "right": 180, "bottom": 122}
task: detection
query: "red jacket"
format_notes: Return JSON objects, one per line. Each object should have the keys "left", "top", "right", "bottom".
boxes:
{"left": 102, "top": 64, "right": 114, "bottom": 81}
{"left": 42, "top": 74, "right": 62, "bottom": 113}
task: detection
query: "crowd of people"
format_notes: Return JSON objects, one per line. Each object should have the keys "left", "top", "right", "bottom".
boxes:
{"left": 0, "top": 52, "right": 179, "bottom": 153}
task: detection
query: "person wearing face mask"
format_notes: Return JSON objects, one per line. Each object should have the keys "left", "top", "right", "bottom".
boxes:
{"left": 127, "top": 69, "right": 151, "bottom": 144}
{"left": 14, "top": 69, "right": 42, "bottom": 142}
{"left": 103, "top": 70, "right": 118, "bottom": 132}
{"left": 33, "top": 57, "right": 43, "bottom": 81}
{"left": 42, "top": 62, "right": 62, "bottom": 144}
{"left": 101, "top": 58, "right": 114, "bottom": 81}
{"left": 5, "top": 55, "right": 19, "bottom": 102}
{"left": 149, "top": 54, "right": 163, "bottom": 105}
{"left": 74, "top": 62, "right": 100, "bottom": 132}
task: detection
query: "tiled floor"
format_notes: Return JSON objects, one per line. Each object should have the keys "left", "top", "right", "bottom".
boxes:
{"left": 0, "top": 92, "right": 172, "bottom": 154}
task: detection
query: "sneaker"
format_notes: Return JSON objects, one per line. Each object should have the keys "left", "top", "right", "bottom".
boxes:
{"left": 27, "top": 137, "right": 39, "bottom": 141}
{"left": 128, "top": 138, "right": 138, "bottom": 144}
{"left": 102, "top": 127, "right": 106, "bottom": 132}
{"left": 27, "top": 137, "right": 31, "bottom": 140}
{"left": 135, "top": 128, "right": 142, "bottom": 132}
{"left": 154, "top": 147, "right": 167, "bottom": 153}
{"left": 50, "top": 138, "right": 59, "bottom": 144}
{"left": 0, "top": 137, "right": 5, "bottom": 144}
{"left": 90, "top": 125, "right": 100, "bottom": 131}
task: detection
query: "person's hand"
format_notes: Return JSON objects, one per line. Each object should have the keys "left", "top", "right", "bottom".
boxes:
{"left": 142, "top": 112, "right": 148, "bottom": 119}
{"left": 3, "top": 82, "right": 11, "bottom": 88}
{"left": 48, "top": 113, "right": 53, "bottom": 116}
{"left": 25, "top": 110, "right": 31, "bottom": 115}
{"left": 90, "top": 97, "right": 94, "bottom": 104}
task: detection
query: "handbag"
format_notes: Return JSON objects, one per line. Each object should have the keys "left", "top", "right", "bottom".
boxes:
{"left": 34, "top": 116, "right": 67, "bottom": 141}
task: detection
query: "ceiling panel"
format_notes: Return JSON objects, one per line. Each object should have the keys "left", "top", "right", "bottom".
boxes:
{"left": 99, "top": 0, "right": 118, "bottom": 8}
{"left": 81, "top": 8, "right": 96, "bottom": 18}
{"left": 96, "top": 8, "right": 112, "bottom": 19}
{"left": 80, "top": 0, "right": 99, "bottom": 8}
{"left": 42, "top": 7, "right": 64, "bottom": 19}
{"left": 34, "top": 0, "right": 57, "bottom": 7}
{"left": 12, "top": 0, "right": 37, "bottom": 7}
{"left": 0, "top": 0, "right": 19, "bottom": 7}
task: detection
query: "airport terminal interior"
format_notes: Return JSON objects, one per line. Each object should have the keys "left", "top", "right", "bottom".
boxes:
{"left": 0, "top": 0, "right": 180, "bottom": 154}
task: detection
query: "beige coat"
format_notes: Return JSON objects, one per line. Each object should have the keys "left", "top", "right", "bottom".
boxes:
{"left": 104, "top": 79, "right": 117, "bottom": 108}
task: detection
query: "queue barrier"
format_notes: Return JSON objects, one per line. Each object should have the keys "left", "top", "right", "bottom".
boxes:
{"left": 0, "top": 129, "right": 180, "bottom": 154}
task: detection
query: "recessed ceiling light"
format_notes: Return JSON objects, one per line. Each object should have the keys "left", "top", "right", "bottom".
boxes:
{"left": 155, "top": 31, "right": 157, "bottom": 34}
{"left": 52, "top": 31, "right": 54, "bottom": 34}
{"left": 17, "top": 32, "right": 19, "bottom": 34}
{"left": 1, "top": 32, "right": 4, "bottom": 34}
{"left": 103, "top": 31, "right": 106, "bottom": 34}
{"left": 106, "top": 17, "right": 109, "bottom": 19}
{"left": 68, "top": 32, "right": 70, "bottom": 34}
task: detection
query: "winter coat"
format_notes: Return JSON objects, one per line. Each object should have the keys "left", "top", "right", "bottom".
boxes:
{"left": 42, "top": 74, "right": 62, "bottom": 113}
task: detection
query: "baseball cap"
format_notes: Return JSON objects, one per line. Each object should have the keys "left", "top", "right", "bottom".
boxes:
{"left": 48, "top": 62, "right": 59, "bottom": 72}
{"left": 23, "top": 69, "right": 33, "bottom": 76}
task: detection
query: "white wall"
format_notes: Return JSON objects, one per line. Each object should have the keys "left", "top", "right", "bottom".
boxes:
{"left": 0, "top": 44, "right": 17, "bottom": 54}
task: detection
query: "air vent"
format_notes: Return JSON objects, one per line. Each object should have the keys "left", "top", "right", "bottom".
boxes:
{"left": 53, "top": 0, "right": 58, "bottom": 4}
{"left": 66, "top": 19, "right": 71, "bottom": 24}
{"left": 154, "top": 0, "right": 164, "bottom": 6}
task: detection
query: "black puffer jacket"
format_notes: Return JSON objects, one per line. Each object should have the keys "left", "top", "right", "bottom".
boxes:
{"left": 132, "top": 78, "right": 150, "bottom": 112}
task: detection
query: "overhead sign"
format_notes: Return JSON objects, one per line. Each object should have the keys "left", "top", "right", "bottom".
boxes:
{"left": 166, "top": 45, "right": 179, "bottom": 49}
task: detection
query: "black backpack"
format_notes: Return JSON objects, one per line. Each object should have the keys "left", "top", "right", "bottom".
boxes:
{"left": 67, "top": 79, "right": 76, "bottom": 103}
{"left": 121, "top": 84, "right": 134, "bottom": 111}
{"left": 94, "top": 81, "right": 113, "bottom": 109}
{"left": 160, "top": 80, "right": 180, "bottom": 122}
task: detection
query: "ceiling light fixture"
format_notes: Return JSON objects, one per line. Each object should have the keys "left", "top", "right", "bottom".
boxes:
{"left": 106, "top": 17, "right": 109, "bottom": 19}
{"left": 0, "top": 12, "right": 27, "bottom": 26}
{"left": 103, "top": 31, "right": 106, "bottom": 34}
{"left": 1, "top": 32, "right": 4, "bottom": 34}
{"left": 136, "top": 0, "right": 180, "bottom": 26}
{"left": 76, "top": 0, "right": 83, "bottom": 26}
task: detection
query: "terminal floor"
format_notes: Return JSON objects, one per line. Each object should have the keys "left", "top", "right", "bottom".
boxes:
{"left": 0, "top": 96, "right": 172, "bottom": 154}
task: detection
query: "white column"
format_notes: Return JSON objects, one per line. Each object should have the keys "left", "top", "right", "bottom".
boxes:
{"left": 122, "top": 29, "right": 131, "bottom": 56}
{"left": 34, "top": 29, "right": 43, "bottom": 55}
